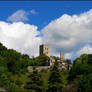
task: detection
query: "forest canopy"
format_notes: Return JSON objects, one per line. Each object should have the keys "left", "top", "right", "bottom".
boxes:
{"left": 0, "top": 42, "right": 92, "bottom": 92}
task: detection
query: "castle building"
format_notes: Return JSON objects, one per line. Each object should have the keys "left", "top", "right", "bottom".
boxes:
{"left": 60, "top": 53, "right": 64, "bottom": 63}
{"left": 39, "top": 44, "right": 50, "bottom": 57}
{"left": 28, "top": 45, "right": 72, "bottom": 72}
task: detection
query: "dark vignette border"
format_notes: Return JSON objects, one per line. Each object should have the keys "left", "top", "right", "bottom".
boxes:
{"left": 0, "top": 0, "right": 92, "bottom": 2}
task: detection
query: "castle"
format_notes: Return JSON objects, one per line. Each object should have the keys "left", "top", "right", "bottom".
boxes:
{"left": 28, "top": 44, "right": 72, "bottom": 72}
{"left": 39, "top": 44, "right": 66, "bottom": 67}
{"left": 39, "top": 44, "right": 50, "bottom": 57}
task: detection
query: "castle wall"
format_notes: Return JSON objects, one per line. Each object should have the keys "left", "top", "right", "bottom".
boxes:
{"left": 28, "top": 66, "right": 50, "bottom": 72}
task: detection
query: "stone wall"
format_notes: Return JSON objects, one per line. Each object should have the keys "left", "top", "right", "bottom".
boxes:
{"left": 28, "top": 66, "right": 50, "bottom": 72}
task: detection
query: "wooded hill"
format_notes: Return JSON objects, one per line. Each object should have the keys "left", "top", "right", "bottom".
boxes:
{"left": 0, "top": 42, "right": 92, "bottom": 92}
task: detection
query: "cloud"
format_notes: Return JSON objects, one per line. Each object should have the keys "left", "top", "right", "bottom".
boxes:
{"left": 42, "top": 9, "right": 92, "bottom": 58}
{"left": 77, "top": 45, "right": 92, "bottom": 56}
{"left": 2, "top": 8, "right": 92, "bottom": 59}
{"left": 65, "top": 53, "right": 72, "bottom": 59}
{"left": 7, "top": 10, "right": 28, "bottom": 22}
{"left": 30, "top": 9, "right": 38, "bottom": 14}
{"left": 0, "top": 21, "right": 41, "bottom": 57}
{"left": 7, "top": 9, "right": 38, "bottom": 22}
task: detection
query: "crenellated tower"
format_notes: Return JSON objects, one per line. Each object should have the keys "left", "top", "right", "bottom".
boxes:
{"left": 60, "top": 53, "right": 64, "bottom": 63}
{"left": 39, "top": 44, "right": 50, "bottom": 57}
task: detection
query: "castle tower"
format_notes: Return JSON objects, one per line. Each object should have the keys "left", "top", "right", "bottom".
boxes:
{"left": 39, "top": 44, "right": 50, "bottom": 57}
{"left": 60, "top": 53, "right": 64, "bottom": 63}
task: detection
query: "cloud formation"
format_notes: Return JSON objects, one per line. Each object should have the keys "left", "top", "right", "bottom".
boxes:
{"left": 7, "top": 10, "right": 28, "bottom": 22}
{"left": 0, "top": 21, "right": 41, "bottom": 57}
{"left": 65, "top": 53, "right": 72, "bottom": 59}
{"left": 1, "top": 9, "right": 92, "bottom": 59}
{"left": 7, "top": 9, "right": 38, "bottom": 22}
{"left": 42, "top": 9, "right": 92, "bottom": 59}
{"left": 77, "top": 45, "right": 92, "bottom": 56}
{"left": 30, "top": 9, "right": 38, "bottom": 14}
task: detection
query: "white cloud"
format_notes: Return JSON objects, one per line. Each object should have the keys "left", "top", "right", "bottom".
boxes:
{"left": 0, "top": 21, "right": 41, "bottom": 57}
{"left": 2, "top": 8, "right": 92, "bottom": 59}
{"left": 77, "top": 45, "right": 92, "bottom": 56}
{"left": 42, "top": 9, "right": 92, "bottom": 58}
{"left": 30, "top": 9, "right": 38, "bottom": 14}
{"left": 65, "top": 53, "right": 72, "bottom": 59}
{"left": 7, "top": 9, "right": 38, "bottom": 22}
{"left": 7, "top": 10, "right": 28, "bottom": 22}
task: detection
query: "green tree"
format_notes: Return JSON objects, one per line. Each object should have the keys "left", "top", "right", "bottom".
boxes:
{"left": 67, "top": 54, "right": 92, "bottom": 92}
{"left": 65, "top": 59, "right": 72, "bottom": 70}
{"left": 47, "top": 61, "right": 62, "bottom": 92}
{"left": 87, "top": 54, "right": 92, "bottom": 64}
{"left": 35, "top": 54, "right": 50, "bottom": 66}
{"left": 78, "top": 74, "right": 92, "bottom": 92}
{"left": 25, "top": 69, "right": 43, "bottom": 92}
{"left": 80, "top": 54, "right": 88, "bottom": 64}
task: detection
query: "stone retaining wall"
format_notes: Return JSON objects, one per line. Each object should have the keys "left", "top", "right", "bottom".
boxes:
{"left": 28, "top": 66, "right": 50, "bottom": 72}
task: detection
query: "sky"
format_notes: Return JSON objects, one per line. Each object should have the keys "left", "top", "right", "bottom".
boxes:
{"left": 0, "top": 1, "right": 92, "bottom": 61}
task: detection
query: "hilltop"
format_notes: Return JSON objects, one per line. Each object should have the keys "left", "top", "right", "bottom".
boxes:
{"left": 0, "top": 42, "right": 92, "bottom": 92}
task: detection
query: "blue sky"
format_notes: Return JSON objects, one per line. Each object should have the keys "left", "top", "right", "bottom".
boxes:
{"left": 0, "top": 1, "right": 92, "bottom": 30}
{"left": 0, "top": 1, "right": 92, "bottom": 61}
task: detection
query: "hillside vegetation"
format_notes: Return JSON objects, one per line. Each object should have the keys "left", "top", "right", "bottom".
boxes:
{"left": 0, "top": 43, "right": 92, "bottom": 92}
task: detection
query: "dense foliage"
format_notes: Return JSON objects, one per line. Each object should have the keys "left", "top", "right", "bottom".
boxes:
{"left": 67, "top": 54, "right": 92, "bottom": 92}
{"left": 25, "top": 68, "right": 43, "bottom": 92}
{"left": 0, "top": 42, "right": 92, "bottom": 92}
{"left": 47, "top": 61, "right": 63, "bottom": 92}
{"left": 0, "top": 43, "right": 50, "bottom": 92}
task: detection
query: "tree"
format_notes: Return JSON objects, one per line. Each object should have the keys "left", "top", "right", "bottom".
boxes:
{"left": 47, "top": 61, "right": 62, "bottom": 92}
{"left": 87, "top": 54, "right": 92, "bottom": 64}
{"left": 80, "top": 54, "right": 88, "bottom": 64}
{"left": 25, "top": 69, "right": 43, "bottom": 92}
{"left": 67, "top": 54, "right": 92, "bottom": 92}
{"left": 65, "top": 59, "right": 72, "bottom": 70}
{"left": 65, "top": 59, "right": 71, "bottom": 64}
{"left": 34, "top": 54, "right": 50, "bottom": 66}
{"left": 78, "top": 74, "right": 92, "bottom": 92}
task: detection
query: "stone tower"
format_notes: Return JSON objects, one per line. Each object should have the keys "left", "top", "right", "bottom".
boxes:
{"left": 39, "top": 44, "right": 50, "bottom": 57}
{"left": 60, "top": 53, "right": 64, "bottom": 63}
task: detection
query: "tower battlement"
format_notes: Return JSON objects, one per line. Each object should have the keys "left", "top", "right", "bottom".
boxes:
{"left": 39, "top": 44, "right": 50, "bottom": 57}
{"left": 60, "top": 53, "right": 64, "bottom": 63}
